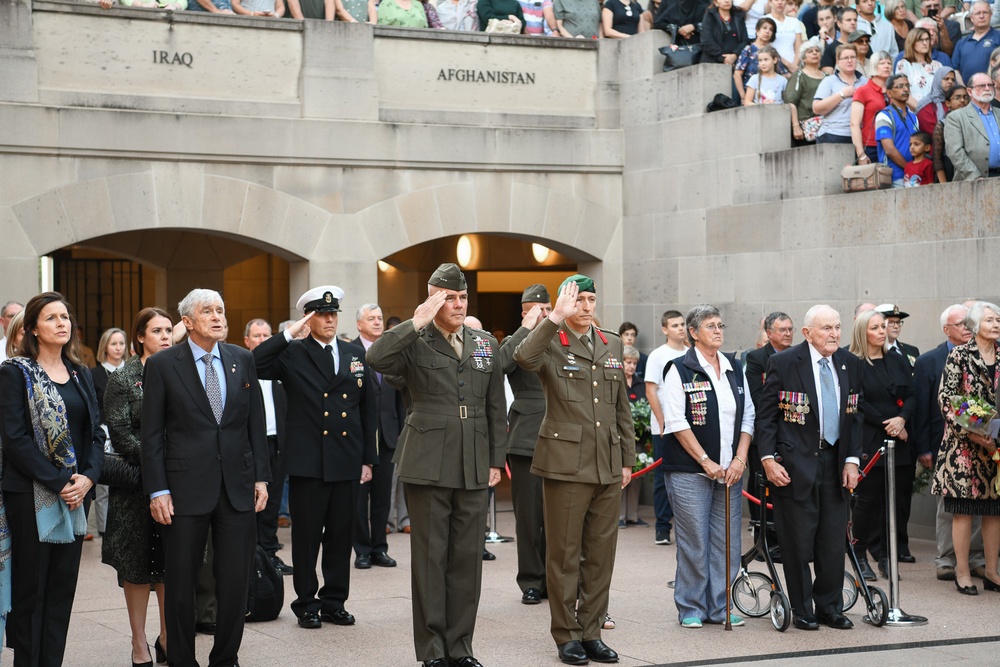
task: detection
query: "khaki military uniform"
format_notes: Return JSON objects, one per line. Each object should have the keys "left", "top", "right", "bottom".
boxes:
{"left": 366, "top": 319, "right": 506, "bottom": 663}
{"left": 513, "top": 317, "right": 635, "bottom": 645}
{"left": 499, "top": 325, "right": 548, "bottom": 595}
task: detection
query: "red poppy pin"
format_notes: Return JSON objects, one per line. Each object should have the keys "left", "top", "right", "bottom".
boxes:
{"left": 896, "top": 399, "right": 904, "bottom": 408}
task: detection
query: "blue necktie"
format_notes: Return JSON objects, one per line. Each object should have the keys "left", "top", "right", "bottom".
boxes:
{"left": 819, "top": 357, "right": 839, "bottom": 444}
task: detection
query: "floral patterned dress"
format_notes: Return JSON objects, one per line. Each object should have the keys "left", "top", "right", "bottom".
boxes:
{"left": 895, "top": 58, "right": 942, "bottom": 107}
{"left": 101, "top": 355, "right": 165, "bottom": 586}
{"left": 932, "top": 341, "right": 1000, "bottom": 515}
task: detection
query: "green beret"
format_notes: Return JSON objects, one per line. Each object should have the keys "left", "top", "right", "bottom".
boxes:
{"left": 428, "top": 263, "right": 467, "bottom": 291}
{"left": 521, "top": 284, "right": 551, "bottom": 304}
{"left": 559, "top": 274, "right": 596, "bottom": 294}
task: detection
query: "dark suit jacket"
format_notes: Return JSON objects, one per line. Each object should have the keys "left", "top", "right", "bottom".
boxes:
{"left": 858, "top": 353, "right": 916, "bottom": 467}
{"left": 269, "top": 378, "right": 287, "bottom": 451}
{"left": 141, "top": 342, "right": 269, "bottom": 515}
{"left": 354, "top": 337, "right": 406, "bottom": 453}
{"left": 499, "top": 325, "right": 546, "bottom": 459}
{"left": 754, "top": 341, "right": 863, "bottom": 501}
{"left": 0, "top": 360, "right": 105, "bottom": 495}
{"left": 745, "top": 342, "right": 777, "bottom": 408}
{"left": 911, "top": 341, "right": 950, "bottom": 459}
{"left": 253, "top": 334, "right": 377, "bottom": 482}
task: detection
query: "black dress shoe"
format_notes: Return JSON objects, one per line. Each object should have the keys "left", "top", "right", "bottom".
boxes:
{"left": 793, "top": 615, "right": 819, "bottom": 630}
{"left": 522, "top": 588, "right": 543, "bottom": 605}
{"left": 422, "top": 660, "right": 448, "bottom": 667}
{"left": 195, "top": 622, "right": 216, "bottom": 635}
{"left": 581, "top": 639, "right": 618, "bottom": 663}
{"left": 132, "top": 644, "right": 153, "bottom": 667}
{"left": 154, "top": 637, "right": 167, "bottom": 664}
{"left": 451, "top": 657, "right": 484, "bottom": 667}
{"left": 370, "top": 551, "right": 397, "bottom": 567}
{"left": 817, "top": 613, "right": 854, "bottom": 629}
{"left": 556, "top": 641, "right": 589, "bottom": 665}
{"left": 270, "top": 555, "right": 294, "bottom": 575}
{"left": 482, "top": 548, "right": 496, "bottom": 561}
{"left": 355, "top": 554, "right": 372, "bottom": 569}
{"left": 877, "top": 558, "right": 890, "bottom": 580}
{"left": 297, "top": 611, "right": 322, "bottom": 629}
{"left": 321, "top": 608, "right": 356, "bottom": 625}
{"left": 898, "top": 552, "right": 916, "bottom": 563}
{"left": 955, "top": 579, "right": 979, "bottom": 596}
{"left": 983, "top": 577, "right": 1000, "bottom": 592}
{"left": 857, "top": 557, "right": 877, "bottom": 582}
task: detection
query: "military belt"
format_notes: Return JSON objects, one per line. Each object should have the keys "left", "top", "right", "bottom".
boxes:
{"left": 411, "top": 403, "right": 484, "bottom": 420}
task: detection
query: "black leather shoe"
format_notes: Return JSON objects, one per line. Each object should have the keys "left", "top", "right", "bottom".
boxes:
{"left": 154, "top": 637, "right": 167, "bottom": 664}
{"left": 793, "top": 615, "right": 819, "bottom": 630}
{"left": 297, "top": 611, "right": 322, "bottom": 629}
{"left": 955, "top": 579, "right": 979, "bottom": 596}
{"left": 522, "top": 588, "right": 543, "bottom": 605}
{"left": 321, "top": 608, "right": 356, "bottom": 625}
{"left": 817, "top": 613, "right": 854, "bottom": 629}
{"left": 422, "top": 660, "right": 448, "bottom": 667}
{"left": 581, "top": 639, "right": 618, "bottom": 663}
{"left": 556, "top": 641, "right": 589, "bottom": 665}
{"left": 898, "top": 553, "right": 916, "bottom": 563}
{"left": 355, "top": 554, "right": 372, "bottom": 569}
{"left": 857, "top": 557, "right": 877, "bottom": 582}
{"left": 270, "top": 555, "right": 294, "bottom": 575}
{"left": 983, "top": 577, "right": 1000, "bottom": 592}
{"left": 195, "top": 622, "right": 216, "bottom": 635}
{"left": 482, "top": 548, "right": 496, "bottom": 561}
{"left": 451, "top": 658, "right": 484, "bottom": 667}
{"left": 877, "top": 558, "right": 890, "bottom": 579}
{"left": 370, "top": 551, "right": 397, "bottom": 567}
{"left": 767, "top": 545, "right": 782, "bottom": 564}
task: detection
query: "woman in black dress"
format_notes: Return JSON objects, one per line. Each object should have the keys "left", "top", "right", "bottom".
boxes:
{"left": 0, "top": 292, "right": 105, "bottom": 667}
{"left": 87, "top": 327, "right": 127, "bottom": 538}
{"left": 849, "top": 309, "right": 916, "bottom": 580}
{"left": 102, "top": 307, "right": 174, "bottom": 666}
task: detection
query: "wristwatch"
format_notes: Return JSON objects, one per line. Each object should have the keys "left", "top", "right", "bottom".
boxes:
{"left": 698, "top": 453, "right": 709, "bottom": 463}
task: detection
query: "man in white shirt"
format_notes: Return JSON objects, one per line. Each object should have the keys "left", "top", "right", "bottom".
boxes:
{"left": 856, "top": 0, "right": 899, "bottom": 58}
{"left": 0, "top": 300, "right": 24, "bottom": 362}
{"left": 644, "top": 309, "right": 688, "bottom": 545}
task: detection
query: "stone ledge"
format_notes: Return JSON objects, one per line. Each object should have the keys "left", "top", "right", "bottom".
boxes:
{"left": 34, "top": 0, "right": 303, "bottom": 29}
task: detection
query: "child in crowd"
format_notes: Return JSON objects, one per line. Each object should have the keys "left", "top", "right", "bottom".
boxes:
{"left": 744, "top": 47, "right": 788, "bottom": 105}
{"left": 904, "top": 131, "right": 935, "bottom": 186}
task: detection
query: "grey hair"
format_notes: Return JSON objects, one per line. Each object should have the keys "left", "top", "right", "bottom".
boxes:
{"left": 764, "top": 311, "right": 792, "bottom": 331}
{"left": 804, "top": 304, "right": 838, "bottom": 328}
{"left": 277, "top": 319, "right": 296, "bottom": 333}
{"left": 685, "top": 304, "right": 722, "bottom": 345}
{"left": 178, "top": 288, "right": 224, "bottom": 319}
{"left": 866, "top": 51, "right": 893, "bottom": 77}
{"left": 940, "top": 304, "right": 968, "bottom": 328}
{"left": 622, "top": 345, "right": 640, "bottom": 360}
{"left": 965, "top": 301, "right": 1000, "bottom": 335}
{"left": 244, "top": 318, "right": 271, "bottom": 338}
{"left": 1, "top": 301, "right": 23, "bottom": 319}
{"left": 355, "top": 303, "right": 381, "bottom": 322}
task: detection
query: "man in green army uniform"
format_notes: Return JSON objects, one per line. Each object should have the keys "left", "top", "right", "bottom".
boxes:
{"left": 514, "top": 275, "right": 635, "bottom": 666}
{"left": 365, "top": 263, "right": 505, "bottom": 667}
{"left": 498, "top": 284, "right": 552, "bottom": 605}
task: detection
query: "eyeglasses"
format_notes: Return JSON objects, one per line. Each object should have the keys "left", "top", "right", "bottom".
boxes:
{"left": 886, "top": 320, "right": 903, "bottom": 327}
{"left": 971, "top": 83, "right": 996, "bottom": 90}
{"left": 702, "top": 324, "right": 727, "bottom": 332}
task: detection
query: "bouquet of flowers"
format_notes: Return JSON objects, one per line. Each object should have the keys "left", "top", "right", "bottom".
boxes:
{"left": 949, "top": 395, "right": 998, "bottom": 437}
{"left": 630, "top": 398, "right": 654, "bottom": 473}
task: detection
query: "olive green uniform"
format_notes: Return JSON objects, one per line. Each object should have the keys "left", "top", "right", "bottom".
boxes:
{"left": 366, "top": 319, "right": 506, "bottom": 663}
{"left": 513, "top": 317, "right": 635, "bottom": 645}
{"left": 499, "top": 325, "right": 547, "bottom": 595}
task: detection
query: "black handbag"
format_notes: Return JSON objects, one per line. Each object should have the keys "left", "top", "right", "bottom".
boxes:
{"left": 660, "top": 26, "right": 702, "bottom": 72}
{"left": 98, "top": 451, "right": 142, "bottom": 490}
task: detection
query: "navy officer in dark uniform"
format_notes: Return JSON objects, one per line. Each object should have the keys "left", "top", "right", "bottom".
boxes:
{"left": 253, "top": 285, "right": 377, "bottom": 630}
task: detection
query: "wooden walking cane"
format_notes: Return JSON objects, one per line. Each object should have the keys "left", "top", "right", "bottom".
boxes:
{"left": 725, "top": 483, "right": 732, "bottom": 631}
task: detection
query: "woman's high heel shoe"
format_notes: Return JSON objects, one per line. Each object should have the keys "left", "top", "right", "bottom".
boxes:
{"left": 955, "top": 579, "right": 979, "bottom": 596}
{"left": 132, "top": 644, "right": 153, "bottom": 667}
{"left": 154, "top": 637, "right": 167, "bottom": 665}
{"left": 983, "top": 577, "right": 1000, "bottom": 592}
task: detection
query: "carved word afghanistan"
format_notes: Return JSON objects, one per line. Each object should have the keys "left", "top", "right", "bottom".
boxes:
{"left": 437, "top": 69, "right": 536, "bottom": 84}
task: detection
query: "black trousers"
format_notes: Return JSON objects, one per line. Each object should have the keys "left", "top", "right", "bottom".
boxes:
{"left": 353, "top": 442, "right": 393, "bottom": 557}
{"left": 162, "top": 490, "right": 256, "bottom": 667}
{"left": 773, "top": 448, "right": 849, "bottom": 618}
{"left": 5, "top": 491, "right": 85, "bottom": 667}
{"left": 288, "top": 476, "right": 358, "bottom": 617}
{"left": 257, "top": 436, "right": 287, "bottom": 556}
{"left": 507, "top": 453, "right": 546, "bottom": 593}
{"left": 853, "top": 463, "right": 914, "bottom": 560}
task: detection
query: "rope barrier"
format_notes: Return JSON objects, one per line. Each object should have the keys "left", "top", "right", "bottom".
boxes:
{"left": 630, "top": 457, "right": 662, "bottom": 479}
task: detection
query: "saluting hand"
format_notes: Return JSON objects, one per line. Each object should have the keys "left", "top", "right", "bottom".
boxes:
{"left": 549, "top": 282, "right": 579, "bottom": 325}
{"left": 285, "top": 311, "right": 315, "bottom": 340}
{"left": 521, "top": 305, "right": 544, "bottom": 330}
{"left": 413, "top": 291, "right": 447, "bottom": 329}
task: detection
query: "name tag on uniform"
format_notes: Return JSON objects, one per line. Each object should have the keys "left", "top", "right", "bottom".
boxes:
{"left": 562, "top": 365, "right": 580, "bottom": 371}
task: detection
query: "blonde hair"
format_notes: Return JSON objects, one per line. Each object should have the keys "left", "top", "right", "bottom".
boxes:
{"left": 849, "top": 310, "right": 886, "bottom": 363}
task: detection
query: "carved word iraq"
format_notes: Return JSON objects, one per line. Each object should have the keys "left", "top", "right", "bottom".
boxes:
{"left": 152, "top": 51, "right": 194, "bottom": 68}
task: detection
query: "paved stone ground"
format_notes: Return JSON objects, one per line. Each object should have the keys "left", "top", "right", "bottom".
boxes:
{"left": 64, "top": 491, "right": 999, "bottom": 667}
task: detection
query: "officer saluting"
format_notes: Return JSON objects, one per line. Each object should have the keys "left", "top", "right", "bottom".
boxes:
{"left": 252, "top": 285, "right": 377, "bottom": 630}
{"left": 366, "top": 263, "right": 505, "bottom": 667}
{"left": 514, "top": 275, "right": 635, "bottom": 666}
